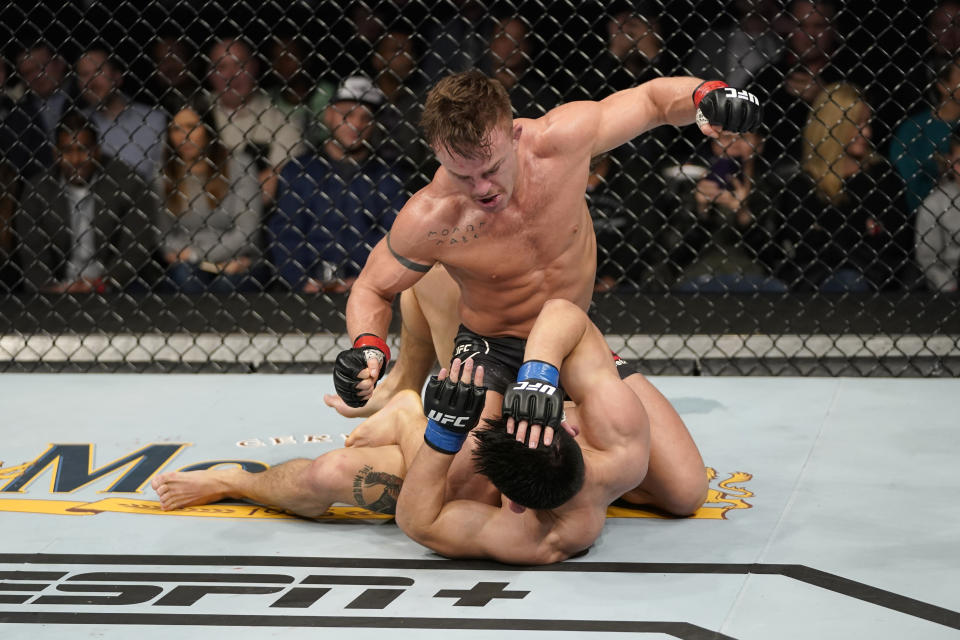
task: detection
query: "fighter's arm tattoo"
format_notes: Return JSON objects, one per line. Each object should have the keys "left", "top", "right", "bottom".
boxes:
{"left": 386, "top": 231, "right": 431, "bottom": 272}
{"left": 352, "top": 465, "right": 403, "bottom": 515}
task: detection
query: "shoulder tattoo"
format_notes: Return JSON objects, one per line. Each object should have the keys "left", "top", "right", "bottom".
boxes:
{"left": 426, "top": 221, "right": 487, "bottom": 247}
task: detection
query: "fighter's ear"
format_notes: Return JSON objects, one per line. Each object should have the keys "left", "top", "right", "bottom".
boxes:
{"left": 512, "top": 122, "right": 522, "bottom": 143}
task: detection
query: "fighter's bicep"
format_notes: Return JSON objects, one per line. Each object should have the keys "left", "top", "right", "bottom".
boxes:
{"left": 386, "top": 231, "right": 433, "bottom": 273}
{"left": 359, "top": 235, "right": 432, "bottom": 295}
{"left": 427, "top": 501, "right": 548, "bottom": 563}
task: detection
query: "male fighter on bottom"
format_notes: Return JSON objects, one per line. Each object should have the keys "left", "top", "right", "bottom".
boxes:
{"left": 395, "top": 297, "right": 654, "bottom": 563}
{"left": 155, "top": 297, "right": 660, "bottom": 563}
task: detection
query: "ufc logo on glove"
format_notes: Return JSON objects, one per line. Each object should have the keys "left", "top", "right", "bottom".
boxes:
{"left": 511, "top": 381, "right": 557, "bottom": 395}
{"left": 724, "top": 87, "right": 760, "bottom": 105}
{"left": 426, "top": 410, "right": 472, "bottom": 428}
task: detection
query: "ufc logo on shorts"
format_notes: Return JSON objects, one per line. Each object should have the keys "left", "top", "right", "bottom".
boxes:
{"left": 512, "top": 381, "right": 557, "bottom": 395}
{"left": 427, "top": 409, "right": 470, "bottom": 427}
{"left": 724, "top": 87, "right": 760, "bottom": 105}
{"left": 454, "top": 344, "right": 475, "bottom": 356}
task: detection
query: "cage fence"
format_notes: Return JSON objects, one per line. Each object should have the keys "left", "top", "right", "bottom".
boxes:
{"left": 0, "top": 0, "right": 958, "bottom": 375}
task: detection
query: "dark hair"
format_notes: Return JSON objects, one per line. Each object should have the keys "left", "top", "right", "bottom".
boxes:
{"left": 420, "top": 70, "right": 512, "bottom": 159}
{"left": 82, "top": 43, "right": 123, "bottom": 73}
{"left": 162, "top": 97, "right": 230, "bottom": 215}
{"left": 472, "top": 417, "right": 585, "bottom": 510}
{"left": 55, "top": 110, "right": 98, "bottom": 144}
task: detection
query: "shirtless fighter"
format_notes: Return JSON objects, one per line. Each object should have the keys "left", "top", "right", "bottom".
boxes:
{"left": 155, "top": 297, "right": 672, "bottom": 564}
{"left": 153, "top": 266, "right": 707, "bottom": 526}
{"left": 334, "top": 70, "right": 760, "bottom": 433}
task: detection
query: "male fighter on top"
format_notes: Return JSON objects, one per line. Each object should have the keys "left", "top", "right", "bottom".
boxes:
{"left": 334, "top": 69, "right": 760, "bottom": 493}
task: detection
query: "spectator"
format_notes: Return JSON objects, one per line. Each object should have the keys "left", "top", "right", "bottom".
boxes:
{"left": 207, "top": 37, "right": 305, "bottom": 202}
{"left": 928, "top": 0, "right": 960, "bottom": 69}
{"left": 916, "top": 131, "right": 960, "bottom": 293}
{"left": 573, "top": 7, "right": 677, "bottom": 182}
{"left": 777, "top": 84, "right": 911, "bottom": 292}
{"left": 587, "top": 151, "right": 671, "bottom": 292}
{"left": 579, "top": 6, "right": 667, "bottom": 99}
{"left": 269, "top": 76, "right": 405, "bottom": 294}
{"left": 75, "top": 46, "right": 167, "bottom": 182}
{"left": 747, "top": 0, "right": 855, "bottom": 168}
{"left": 156, "top": 100, "right": 262, "bottom": 293}
{"left": 266, "top": 34, "right": 335, "bottom": 153}
{"left": 483, "top": 15, "right": 554, "bottom": 118}
{"left": 668, "top": 131, "right": 787, "bottom": 293}
{"left": 686, "top": 0, "right": 784, "bottom": 89}
{"left": 370, "top": 26, "right": 432, "bottom": 185}
{"left": 147, "top": 34, "right": 201, "bottom": 116}
{"left": 889, "top": 57, "right": 960, "bottom": 212}
{"left": 15, "top": 110, "right": 157, "bottom": 293}
{"left": 420, "top": 0, "right": 487, "bottom": 86}
{"left": 1, "top": 54, "right": 49, "bottom": 178}
{"left": 14, "top": 42, "right": 70, "bottom": 140}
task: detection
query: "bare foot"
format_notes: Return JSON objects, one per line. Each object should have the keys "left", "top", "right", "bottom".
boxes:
{"left": 151, "top": 469, "right": 242, "bottom": 511}
{"left": 345, "top": 389, "right": 423, "bottom": 448}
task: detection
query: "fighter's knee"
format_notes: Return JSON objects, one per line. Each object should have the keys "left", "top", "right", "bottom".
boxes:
{"left": 666, "top": 477, "right": 709, "bottom": 517}
{"left": 304, "top": 452, "right": 352, "bottom": 493}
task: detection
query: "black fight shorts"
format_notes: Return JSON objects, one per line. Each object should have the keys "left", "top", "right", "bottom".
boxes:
{"left": 451, "top": 325, "right": 638, "bottom": 395}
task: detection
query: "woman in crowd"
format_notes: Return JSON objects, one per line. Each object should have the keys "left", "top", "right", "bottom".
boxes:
{"left": 157, "top": 99, "right": 262, "bottom": 293}
{"left": 776, "top": 83, "right": 912, "bottom": 292}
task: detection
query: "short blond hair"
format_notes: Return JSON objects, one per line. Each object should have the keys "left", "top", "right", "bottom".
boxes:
{"left": 420, "top": 70, "right": 512, "bottom": 159}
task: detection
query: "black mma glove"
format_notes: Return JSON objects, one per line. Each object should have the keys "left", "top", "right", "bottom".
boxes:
{"left": 501, "top": 360, "right": 563, "bottom": 433}
{"left": 422, "top": 374, "right": 488, "bottom": 454}
{"left": 693, "top": 80, "right": 762, "bottom": 133}
{"left": 333, "top": 333, "right": 391, "bottom": 408}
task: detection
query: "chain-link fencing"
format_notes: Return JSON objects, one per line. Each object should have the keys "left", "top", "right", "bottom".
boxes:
{"left": 0, "top": 0, "right": 958, "bottom": 374}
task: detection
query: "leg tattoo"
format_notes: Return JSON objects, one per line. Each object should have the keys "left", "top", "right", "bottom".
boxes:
{"left": 352, "top": 465, "right": 402, "bottom": 514}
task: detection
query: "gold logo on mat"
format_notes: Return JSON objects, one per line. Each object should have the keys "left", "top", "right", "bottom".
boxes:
{"left": 0, "top": 454, "right": 753, "bottom": 521}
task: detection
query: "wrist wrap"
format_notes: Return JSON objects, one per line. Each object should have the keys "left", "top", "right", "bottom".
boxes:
{"left": 517, "top": 360, "right": 559, "bottom": 385}
{"left": 693, "top": 80, "right": 729, "bottom": 107}
{"left": 423, "top": 419, "right": 469, "bottom": 455}
{"left": 353, "top": 333, "right": 391, "bottom": 365}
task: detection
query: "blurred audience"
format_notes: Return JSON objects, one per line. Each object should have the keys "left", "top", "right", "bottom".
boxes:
{"left": 686, "top": 0, "right": 784, "bottom": 89}
{"left": 14, "top": 42, "right": 70, "bottom": 143}
{"left": 580, "top": 6, "right": 666, "bottom": 99}
{"left": 16, "top": 110, "right": 157, "bottom": 293}
{"left": 147, "top": 34, "right": 201, "bottom": 116}
{"left": 267, "top": 34, "right": 335, "bottom": 153}
{"left": 76, "top": 46, "right": 167, "bottom": 181}
{"left": 420, "top": 0, "right": 487, "bottom": 86}
{"left": 483, "top": 14, "right": 554, "bottom": 118}
{"left": 747, "top": 0, "right": 855, "bottom": 168}
{"left": 269, "top": 76, "right": 405, "bottom": 294}
{"left": 0, "top": 161, "right": 18, "bottom": 291}
{"left": 1, "top": 54, "right": 49, "bottom": 178}
{"left": 588, "top": 150, "right": 671, "bottom": 292}
{"left": 928, "top": 0, "right": 960, "bottom": 69}
{"left": 207, "top": 37, "right": 305, "bottom": 202}
{"left": 157, "top": 99, "right": 262, "bottom": 293}
{"left": 669, "top": 131, "right": 787, "bottom": 293}
{"left": 916, "top": 130, "right": 960, "bottom": 293}
{"left": 776, "top": 84, "right": 911, "bottom": 292}
{"left": 370, "top": 26, "right": 433, "bottom": 185}
{"left": 890, "top": 57, "right": 960, "bottom": 212}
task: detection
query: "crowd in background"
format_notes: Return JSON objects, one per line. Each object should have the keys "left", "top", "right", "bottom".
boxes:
{"left": 1, "top": 0, "right": 959, "bottom": 296}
